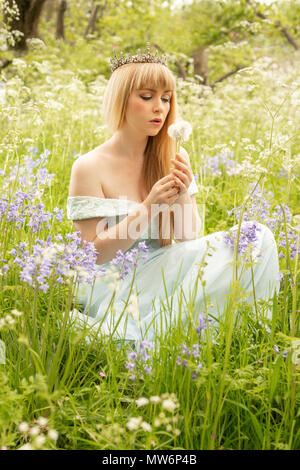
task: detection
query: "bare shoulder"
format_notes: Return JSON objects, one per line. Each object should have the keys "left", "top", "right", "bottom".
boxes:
{"left": 68, "top": 144, "right": 110, "bottom": 197}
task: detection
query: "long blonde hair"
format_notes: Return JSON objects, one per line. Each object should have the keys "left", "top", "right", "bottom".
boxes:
{"left": 102, "top": 62, "right": 178, "bottom": 247}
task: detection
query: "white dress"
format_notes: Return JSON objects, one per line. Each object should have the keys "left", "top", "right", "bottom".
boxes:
{"left": 67, "top": 176, "right": 280, "bottom": 343}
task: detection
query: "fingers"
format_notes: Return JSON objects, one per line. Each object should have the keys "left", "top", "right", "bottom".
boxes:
{"left": 173, "top": 175, "right": 185, "bottom": 190}
{"left": 160, "top": 174, "right": 175, "bottom": 184}
{"left": 172, "top": 168, "right": 189, "bottom": 185}
{"left": 161, "top": 177, "right": 177, "bottom": 190}
{"left": 170, "top": 158, "right": 186, "bottom": 169}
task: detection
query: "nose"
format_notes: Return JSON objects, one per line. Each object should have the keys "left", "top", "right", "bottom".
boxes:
{"left": 153, "top": 97, "right": 164, "bottom": 113}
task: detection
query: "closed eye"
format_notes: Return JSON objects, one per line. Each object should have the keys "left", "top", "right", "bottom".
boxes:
{"left": 141, "top": 96, "right": 170, "bottom": 103}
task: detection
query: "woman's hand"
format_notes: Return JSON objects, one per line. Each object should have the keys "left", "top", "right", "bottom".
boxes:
{"left": 143, "top": 174, "right": 180, "bottom": 209}
{"left": 170, "top": 153, "right": 193, "bottom": 196}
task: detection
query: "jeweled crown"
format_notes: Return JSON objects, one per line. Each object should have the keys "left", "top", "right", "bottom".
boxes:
{"left": 110, "top": 42, "right": 167, "bottom": 73}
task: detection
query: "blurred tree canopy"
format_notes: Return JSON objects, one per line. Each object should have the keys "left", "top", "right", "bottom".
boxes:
{"left": 1, "top": 0, "right": 299, "bottom": 83}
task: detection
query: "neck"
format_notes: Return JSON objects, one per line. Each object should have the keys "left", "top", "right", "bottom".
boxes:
{"left": 110, "top": 127, "right": 148, "bottom": 161}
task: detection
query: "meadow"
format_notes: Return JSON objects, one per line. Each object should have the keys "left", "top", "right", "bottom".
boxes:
{"left": 0, "top": 38, "right": 299, "bottom": 450}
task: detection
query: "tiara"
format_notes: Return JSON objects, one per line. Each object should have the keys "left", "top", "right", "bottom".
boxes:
{"left": 110, "top": 42, "right": 167, "bottom": 73}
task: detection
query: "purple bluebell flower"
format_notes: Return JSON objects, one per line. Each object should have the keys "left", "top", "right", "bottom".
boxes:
{"left": 139, "top": 339, "right": 152, "bottom": 350}
{"left": 201, "top": 150, "right": 237, "bottom": 177}
{"left": 176, "top": 343, "right": 203, "bottom": 378}
{"left": 110, "top": 242, "right": 150, "bottom": 280}
{"left": 192, "top": 344, "right": 200, "bottom": 358}
{"left": 127, "top": 351, "right": 137, "bottom": 361}
{"left": 223, "top": 221, "right": 261, "bottom": 256}
{"left": 182, "top": 343, "right": 190, "bottom": 357}
{"left": 226, "top": 184, "right": 299, "bottom": 260}
{"left": 11, "top": 231, "right": 101, "bottom": 290}
{"left": 124, "top": 339, "right": 153, "bottom": 379}
{"left": 196, "top": 314, "right": 212, "bottom": 334}
{"left": 125, "top": 362, "right": 135, "bottom": 371}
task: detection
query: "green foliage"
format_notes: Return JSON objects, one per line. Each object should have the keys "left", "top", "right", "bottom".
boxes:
{"left": 0, "top": 0, "right": 299, "bottom": 451}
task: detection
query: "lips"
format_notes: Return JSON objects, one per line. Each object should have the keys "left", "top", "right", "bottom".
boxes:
{"left": 150, "top": 118, "right": 162, "bottom": 123}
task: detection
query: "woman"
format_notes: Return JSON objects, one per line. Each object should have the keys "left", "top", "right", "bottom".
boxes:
{"left": 67, "top": 44, "right": 280, "bottom": 343}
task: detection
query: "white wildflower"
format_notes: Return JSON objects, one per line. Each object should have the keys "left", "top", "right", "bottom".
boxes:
{"left": 141, "top": 421, "right": 152, "bottom": 433}
{"left": 5, "top": 315, "right": 15, "bottom": 326}
{"left": 135, "top": 397, "right": 149, "bottom": 407}
{"left": 168, "top": 119, "right": 192, "bottom": 142}
{"left": 48, "top": 429, "right": 59, "bottom": 441}
{"left": 149, "top": 395, "right": 161, "bottom": 404}
{"left": 41, "top": 246, "right": 58, "bottom": 261}
{"left": 34, "top": 434, "right": 46, "bottom": 448}
{"left": 28, "top": 426, "right": 40, "bottom": 437}
{"left": 127, "top": 294, "right": 140, "bottom": 321}
{"left": 18, "top": 422, "right": 29, "bottom": 433}
{"left": 26, "top": 38, "right": 46, "bottom": 50}
{"left": 11, "top": 309, "right": 23, "bottom": 317}
{"left": 108, "top": 281, "right": 119, "bottom": 292}
{"left": 162, "top": 398, "right": 178, "bottom": 413}
{"left": 36, "top": 416, "right": 48, "bottom": 427}
{"left": 18, "top": 443, "right": 33, "bottom": 450}
{"left": 126, "top": 416, "right": 143, "bottom": 431}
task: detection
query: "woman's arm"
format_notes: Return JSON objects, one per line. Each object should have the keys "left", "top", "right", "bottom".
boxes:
{"left": 69, "top": 157, "right": 154, "bottom": 265}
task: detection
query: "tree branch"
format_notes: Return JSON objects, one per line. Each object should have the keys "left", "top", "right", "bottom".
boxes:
{"left": 245, "top": 0, "right": 300, "bottom": 50}
{"left": 153, "top": 43, "right": 188, "bottom": 79}
{"left": 211, "top": 65, "right": 246, "bottom": 89}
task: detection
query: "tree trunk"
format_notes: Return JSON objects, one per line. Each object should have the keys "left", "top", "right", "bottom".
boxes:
{"left": 55, "top": 0, "right": 67, "bottom": 39}
{"left": 4, "top": 0, "right": 29, "bottom": 50}
{"left": 3, "top": 0, "right": 47, "bottom": 50}
{"left": 177, "top": 60, "right": 187, "bottom": 79}
{"left": 45, "top": 0, "right": 56, "bottom": 22}
{"left": 84, "top": 4, "right": 99, "bottom": 38}
{"left": 193, "top": 47, "right": 209, "bottom": 85}
{"left": 26, "top": 0, "right": 48, "bottom": 38}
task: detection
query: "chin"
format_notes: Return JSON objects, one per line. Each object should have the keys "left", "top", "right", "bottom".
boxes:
{"left": 148, "top": 128, "right": 161, "bottom": 136}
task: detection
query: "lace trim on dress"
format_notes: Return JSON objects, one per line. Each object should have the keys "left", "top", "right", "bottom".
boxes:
{"left": 67, "top": 196, "right": 139, "bottom": 220}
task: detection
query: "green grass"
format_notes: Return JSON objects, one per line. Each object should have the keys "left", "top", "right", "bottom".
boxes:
{"left": 0, "top": 39, "right": 299, "bottom": 450}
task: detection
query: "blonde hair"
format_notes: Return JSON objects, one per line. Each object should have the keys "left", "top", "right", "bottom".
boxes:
{"left": 102, "top": 62, "right": 178, "bottom": 247}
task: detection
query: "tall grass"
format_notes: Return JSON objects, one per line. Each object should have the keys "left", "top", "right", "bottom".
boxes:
{"left": 0, "top": 40, "right": 299, "bottom": 450}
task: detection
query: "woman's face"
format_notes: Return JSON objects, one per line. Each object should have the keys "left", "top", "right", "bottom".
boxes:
{"left": 125, "top": 85, "right": 172, "bottom": 136}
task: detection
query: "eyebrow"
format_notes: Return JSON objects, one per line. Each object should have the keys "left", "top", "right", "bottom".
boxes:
{"left": 140, "top": 88, "right": 172, "bottom": 93}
